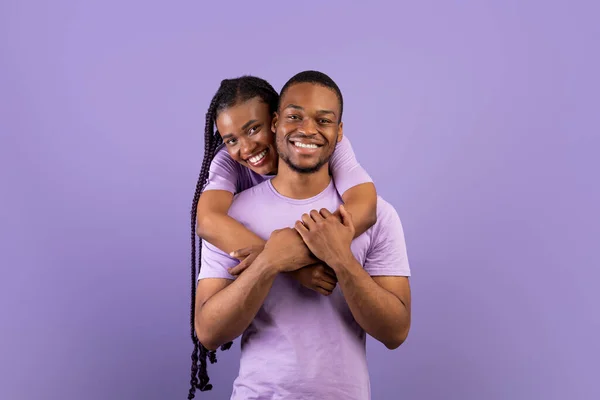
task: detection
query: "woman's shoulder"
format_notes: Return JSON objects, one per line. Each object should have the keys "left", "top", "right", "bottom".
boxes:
{"left": 210, "top": 144, "right": 268, "bottom": 193}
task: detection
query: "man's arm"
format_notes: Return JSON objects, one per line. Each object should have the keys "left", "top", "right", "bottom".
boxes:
{"left": 199, "top": 189, "right": 341, "bottom": 294}
{"left": 195, "top": 259, "right": 277, "bottom": 351}
{"left": 329, "top": 257, "right": 411, "bottom": 349}
{"left": 295, "top": 203, "right": 412, "bottom": 349}
{"left": 195, "top": 228, "right": 311, "bottom": 351}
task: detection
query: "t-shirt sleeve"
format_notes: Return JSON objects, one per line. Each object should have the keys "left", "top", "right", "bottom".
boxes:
{"left": 198, "top": 239, "right": 238, "bottom": 281}
{"left": 363, "top": 201, "right": 411, "bottom": 277}
{"left": 203, "top": 145, "right": 240, "bottom": 194}
{"left": 329, "top": 135, "right": 373, "bottom": 196}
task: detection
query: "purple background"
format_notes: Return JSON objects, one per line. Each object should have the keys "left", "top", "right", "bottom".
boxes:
{"left": 1, "top": 1, "right": 598, "bottom": 399}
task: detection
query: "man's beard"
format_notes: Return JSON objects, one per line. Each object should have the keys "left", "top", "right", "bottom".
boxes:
{"left": 277, "top": 137, "right": 337, "bottom": 174}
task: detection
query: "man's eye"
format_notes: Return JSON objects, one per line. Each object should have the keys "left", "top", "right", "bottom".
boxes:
{"left": 288, "top": 115, "right": 299, "bottom": 120}
{"left": 249, "top": 125, "right": 260, "bottom": 135}
{"left": 319, "top": 119, "right": 332, "bottom": 124}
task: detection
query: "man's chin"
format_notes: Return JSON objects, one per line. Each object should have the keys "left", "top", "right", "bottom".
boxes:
{"left": 284, "top": 160, "right": 327, "bottom": 174}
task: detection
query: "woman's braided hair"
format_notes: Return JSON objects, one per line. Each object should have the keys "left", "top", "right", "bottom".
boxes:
{"left": 188, "top": 76, "right": 279, "bottom": 398}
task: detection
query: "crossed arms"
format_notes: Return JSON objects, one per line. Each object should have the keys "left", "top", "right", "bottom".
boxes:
{"left": 194, "top": 190, "right": 411, "bottom": 351}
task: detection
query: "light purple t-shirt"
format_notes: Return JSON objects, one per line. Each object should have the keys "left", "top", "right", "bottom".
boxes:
{"left": 199, "top": 179, "right": 411, "bottom": 400}
{"left": 204, "top": 135, "right": 373, "bottom": 195}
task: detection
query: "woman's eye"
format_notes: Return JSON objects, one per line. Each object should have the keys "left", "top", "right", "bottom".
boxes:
{"left": 227, "top": 139, "right": 237, "bottom": 145}
{"left": 288, "top": 115, "right": 299, "bottom": 120}
{"left": 249, "top": 125, "right": 260, "bottom": 135}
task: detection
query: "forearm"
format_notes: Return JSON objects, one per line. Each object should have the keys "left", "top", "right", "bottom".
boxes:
{"left": 331, "top": 256, "right": 410, "bottom": 349}
{"left": 340, "top": 182, "right": 377, "bottom": 237}
{"left": 200, "top": 213, "right": 316, "bottom": 288}
{"left": 195, "top": 258, "right": 277, "bottom": 350}
{"left": 344, "top": 201, "right": 376, "bottom": 238}
{"left": 198, "top": 213, "right": 265, "bottom": 254}
{"left": 198, "top": 213, "right": 314, "bottom": 268}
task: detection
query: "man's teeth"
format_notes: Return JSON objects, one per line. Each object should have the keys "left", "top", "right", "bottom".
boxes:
{"left": 249, "top": 149, "right": 267, "bottom": 164}
{"left": 293, "top": 142, "right": 318, "bottom": 149}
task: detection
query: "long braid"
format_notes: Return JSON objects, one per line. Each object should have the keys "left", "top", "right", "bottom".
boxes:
{"left": 188, "top": 96, "right": 221, "bottom": 398}
{"left": 188, "top": 76, "right": 279, "bottom": 398}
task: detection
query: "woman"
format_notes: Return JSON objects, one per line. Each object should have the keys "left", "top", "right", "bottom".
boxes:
{"left": 188, "top": 76, "right": 378, "bottom": 397}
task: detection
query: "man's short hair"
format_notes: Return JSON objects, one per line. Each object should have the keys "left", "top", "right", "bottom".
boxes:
{"left": 279, "top": 70, "right": 344, "bottom": 122}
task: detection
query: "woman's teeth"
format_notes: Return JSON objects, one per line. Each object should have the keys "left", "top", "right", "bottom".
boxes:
{"left": 294, "top": 142, "right": 318, "bottom": 149}
{"left": 249, "top": 149, "right": 268, "bottom": 164}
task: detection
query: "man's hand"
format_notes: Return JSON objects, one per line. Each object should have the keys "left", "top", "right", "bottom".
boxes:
{"left": 229, "top": 237, "right": 337, "bottom": 296}
{"left": 230, "top": 228, "right": 316, "bottom": 275}
{"left": 262, "top": 228, "right": 318, "bottom": 272}
{"left": 289, "top": 263, "right": 338, "bottom": 296}
{"left": 294, "top": 205, "right": 355, "bottom": 267}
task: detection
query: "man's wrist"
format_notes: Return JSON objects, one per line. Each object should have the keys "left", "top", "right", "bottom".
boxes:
{"left": 327, "top": 250, "right": 357, "bottom": 274}
{"left": 250, "top": 253, "right": 280, "bottom": 279}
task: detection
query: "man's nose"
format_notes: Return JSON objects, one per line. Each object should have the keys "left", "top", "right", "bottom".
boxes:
{"left": 298, "top": 118, "right": 318, "bottom": 135}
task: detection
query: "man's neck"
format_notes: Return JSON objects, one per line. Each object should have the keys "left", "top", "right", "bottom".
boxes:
{"left": 271, "top": 162, "right": 331, "bottom": 200}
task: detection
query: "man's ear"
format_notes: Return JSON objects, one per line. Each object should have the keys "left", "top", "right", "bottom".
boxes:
{"left": 271, "top": 112, "right": 279, "bottom": 133}
{"left": 337, "top": 121, "right": 343, "bottom": 143}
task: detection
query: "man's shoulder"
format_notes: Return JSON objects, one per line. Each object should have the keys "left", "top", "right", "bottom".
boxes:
{"left": 370, "top": 196, "right": 404, "bottom": 237}
{"left": 361, "top": 196, "right": 411, "bottom": 276}
{"left": 375, "top": 196, "right": 401, "bottom": 222}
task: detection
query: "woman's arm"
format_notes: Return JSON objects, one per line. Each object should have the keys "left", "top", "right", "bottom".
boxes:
{"left": 196, "top": 190, "right": 265, "bottom": 254}
{"left": 330, "top": 135, "right": 378, "bottom": 237}
{"left": 197, "top": 191, "right": 323, "bottom": 290}
{"left": 197, "top": 147, "right": 321, "bottom": 290}
{"left": 196, "top": 146, "right": 266, "bottom": 253}
{"left": 341, "top": 182, "right": 377, "bottom": 237}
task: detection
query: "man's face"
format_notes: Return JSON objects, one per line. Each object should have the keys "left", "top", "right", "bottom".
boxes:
{"left": 272, "top": 82, "right": 343, "bottom": 174}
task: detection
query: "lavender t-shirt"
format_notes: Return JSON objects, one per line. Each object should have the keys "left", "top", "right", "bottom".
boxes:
{"left": 204, "top": 135, "right": 373, "bottom": 195}
{"left": 199, "top": 179, "right": 411, "bottom": 400}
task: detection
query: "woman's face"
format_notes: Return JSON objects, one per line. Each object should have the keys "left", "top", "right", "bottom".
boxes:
{"left": 216, "top": 97, "right": 278, "bottom": 175}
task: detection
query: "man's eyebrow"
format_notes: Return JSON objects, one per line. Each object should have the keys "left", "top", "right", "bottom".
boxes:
{"left": 284, "top": 104, "right": 337, "bottom": 117}
{"left": 284, "top": 104, "right": 304, "bottom": 111}
{"left": 317, "top": 109, "right": 336, "bottom": 116}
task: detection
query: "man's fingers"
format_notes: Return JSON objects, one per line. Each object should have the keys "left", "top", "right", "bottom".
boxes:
{"left": 309, "top": 209, "right": 323, "bottom": 222}
{"left": 322, "top": 266, "right": 337, "bottom": 280}
{"left": 316, "top": 287, "right": 333, "bottom": 296}
{"left": 318, "top": 280, "right": 336, "bottom": 292}
{"left": 314, "top": 263, "right": 337, "bottom": 280}
{"left": 294, "top": 220, "right": 309, "bottom": 241}
{"left": 339, "top": 204, "right": 353, "bottom": 228}
{"left": 294, "top": 220, "right": 308, "bottom": 233}
{"left": 319, "top": 208, "right": 333, "bottom": 219}
{"left": 321, "top": 275, "right": 337, "bottom": 286}
{"left": 301, "top": 213, "right": 316, "bottom": 231}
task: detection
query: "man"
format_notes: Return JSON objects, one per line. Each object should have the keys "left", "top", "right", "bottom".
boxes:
{"left": 195, "top": 70, "right": 411, "bottom": 399}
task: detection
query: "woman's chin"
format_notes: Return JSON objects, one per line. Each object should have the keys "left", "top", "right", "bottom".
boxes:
{"left": 248, "top": 162, "right": 277, "bottom": 175}
{"left": 246, "top": 151, "right": 278, "bottom": 176}
{"left": 251, "top": 165, "right": 276, "bottom": 176}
